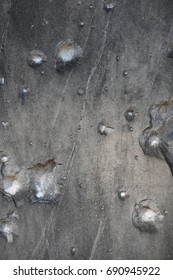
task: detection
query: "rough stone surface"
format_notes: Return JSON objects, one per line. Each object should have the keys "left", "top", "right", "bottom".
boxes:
{"left": 0, "top": 0, "right": 173, "bottom": 259}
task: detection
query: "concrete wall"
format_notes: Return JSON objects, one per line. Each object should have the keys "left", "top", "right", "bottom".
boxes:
{"left": 0, "top": 0, "right": 173, "bottom": 259}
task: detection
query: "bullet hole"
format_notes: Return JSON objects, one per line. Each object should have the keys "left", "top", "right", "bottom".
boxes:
{"left": 1, "top": 161, "right": 30, "bottom": 197}
{"left": 104, "top": 2, "right": 115, "bottom": 12}
{"left": 70, "top": 246, "right": 77, "bottom": 256}
{"left": 27, "top": 50, "right": 47, "bottom": 67}
{"left": 100, "top": 205, "right": 105, "bottom": 211}
{"left": 0, "top": 77, "right": 5, "bottom": 85}
{"left": 97, "top": 121, "right": 115, "bottom": 136}
{"left": 132, "top": 199, "right": 164, "bottom": 233}
{"left": 123, "top": 70, "right": 128, "bottom": 76}
{"left": 29, "top": 159, "right": 62, "bottom": 203}
{"left": 139, "top": 100, "right": 173, "bottom": 173}
{"left": 79, "top": 21, "right": 85, "bottom": 27}
{"left": 77, "top": 87, "right": 85, "bottom": 96}
{"left": 118, "top": 190, "right": 126, "bottom": 200}
{"left": 0, "top": 211, "right": 19, "bottom": 242}
{"left": 129, "top": 125, "right": 133, "bottom": 131}
{"left": 2, "top": 122, "right": 9, "bottom": 130}
{"left": 124, "top": 107, "right": 136, "bottom": 122}
{"left": 29, "top": 141, "right": 33, "bottom": 146}
{"left": 55, "top": 40, "right": 82, "bottom": 72}
{"left": 134, "top": 155, "right": 138, "bottom": 160}
{"left": 117, "top": 188, "right": 129, "bottom": 201}
{"left": 0, "top": 155, "right": 64, "bottom": 205}
{"left": 18, "top": 86, "right": 30, "bottom": 104}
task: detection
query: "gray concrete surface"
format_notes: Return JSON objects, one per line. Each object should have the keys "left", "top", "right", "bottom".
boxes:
{"left": 0, "top": 0, "right": 173, "bottom": 259}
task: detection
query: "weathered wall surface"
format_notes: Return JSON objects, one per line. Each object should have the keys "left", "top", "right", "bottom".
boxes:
{"left": 0, "top": 0, "right": 173, "bottom": 259}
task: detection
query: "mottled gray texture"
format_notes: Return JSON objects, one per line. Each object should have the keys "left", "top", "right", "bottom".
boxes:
{"left": 0, "top": 0, "right": 173, "bottom": 260}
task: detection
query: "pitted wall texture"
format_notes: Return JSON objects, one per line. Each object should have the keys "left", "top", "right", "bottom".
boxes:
{"left": 0, "top": 0, "right": 173, "bottom": 259}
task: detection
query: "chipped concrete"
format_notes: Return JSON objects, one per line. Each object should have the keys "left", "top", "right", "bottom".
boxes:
{"left": 0, "top": 210, "right": 19, "bottom": 243}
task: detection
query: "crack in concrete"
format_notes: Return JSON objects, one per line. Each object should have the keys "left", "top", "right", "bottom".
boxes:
{"left": 89, "top": 217, "right": 107, "bottom": 260}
